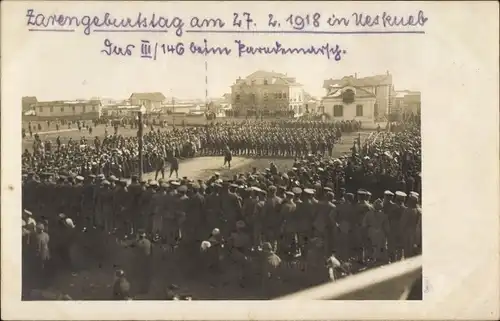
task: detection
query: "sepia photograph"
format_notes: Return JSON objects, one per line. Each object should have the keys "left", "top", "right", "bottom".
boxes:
{"left": 21, "top": 72, "right": 422, "bottom": 301}
{"left": 2, "top": 0, "right": 499, "bottom": 320}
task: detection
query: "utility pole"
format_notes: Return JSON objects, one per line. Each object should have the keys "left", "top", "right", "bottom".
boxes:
{"left": 137, "top": 105, "right": 146, "bottom": 180}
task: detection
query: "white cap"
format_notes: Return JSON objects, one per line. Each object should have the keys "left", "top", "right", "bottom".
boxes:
{"left": 65, "top": 218, "right": 75, "bottom": 228}
{"left": 395, "top": 191, "right": 407, "bottom": 197}
{"left": 211, "top": 228, "right": 220, "bottom": 236}
{"left": 200, "top": 241, "right": 211, "bottom": 252}
{"left": 384, "top": 190, "right": 394, "bottom": 196}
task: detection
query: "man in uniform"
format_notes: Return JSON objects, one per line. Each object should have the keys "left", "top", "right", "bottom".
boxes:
{"left": 362, "top": 199, "right": 389, "bottom": 264}
{"left": 33, "top": 222, "right": 50, "bottom": 288}
{"left": 297, "top": 188, "right": 316, "bottom": 258}
{"left": 169, "top": 155, "right": 179, "bottom": 179}
{"left": 186, "top": 183, "right": 206, "bottom": 248}
{"left": 279, "top": 190, "right": 297, "bottom": 258}
{"left": 387, "top": 191, "right": 407, "bottom": 262}
{"left": 112, "top": 269, "right": 131, "bottom": 300}
{"left": 262, "top": 185, "right": 282, "bottom": 250}
{"left": 400, "top": 192, "right": 421, "bottom": 259}
{"left": 220, "top": 181, "right": 242, "bottom": 237}
{"left": 223, "top": 145, "right": 233, "bottom": 169}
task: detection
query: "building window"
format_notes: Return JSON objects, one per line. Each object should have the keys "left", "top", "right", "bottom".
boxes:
{"left": 298, "top": 95, "right": 302, "bottom": 101}
{"left": 50, "top": 107, "right": 54, "bottom": 112}
{"left": 278, "top": 93, "right": 282, "bottom": 99}
{"left": 333, "top": 105, "right": 343, "bottom": 117}
{"left": 263, "top": 92, "right": 268, "bottom": 100}
{"left": 72, "top": 106, "right": 75, "bottom": 112}
{"left": 236, "top": 94, "right": 240, "bottom": 101}
{"left": 264, "top": 79, "right": 268, "bottom": 85}
{"left": 374, "top": 87, "right": 378, "bottom": 95}
{"left": 82, "top": 106, "right": 86, "bottom": 113}
{"left": 318, "top": 106, "right": 325, "bottom": 114}
{"left": 39, "top": 107, "right": 43, "bottom": 113}
{"left": 92, "top": 106, "right": 96, "bottom": 111}
{"left": 283, "top": 92, "right": 287, "bottom": 99}
{"left": 356, "top": 104, "right": 364, "bottom": 116}
{"left": 60, "top": 107, "right": 64, "bottom": 112}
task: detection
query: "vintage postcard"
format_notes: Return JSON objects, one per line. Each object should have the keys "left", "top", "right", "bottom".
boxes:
{"left": 1, "top": 0, "right": 499, "bottom": 320}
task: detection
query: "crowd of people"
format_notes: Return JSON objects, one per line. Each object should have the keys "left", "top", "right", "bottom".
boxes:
{"left": 22, "top": 119, "right": 367, "bottom": 179}
{"left": 21, "top": 115, "right": 421, "bottom": 299}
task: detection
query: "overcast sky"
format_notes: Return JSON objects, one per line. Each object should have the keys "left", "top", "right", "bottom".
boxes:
{"left": 5, "top": 1, "right": 431, "bottom": 101}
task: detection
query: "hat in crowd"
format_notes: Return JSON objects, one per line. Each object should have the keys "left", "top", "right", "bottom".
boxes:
{"left": 395, "top": 191, "right": 407, "bottom": 197}
{"left": 149, "top": 180, "right": 159, "bottom": 187}
{"left": 229, "top": 183, "right": 238, "bottom": 188}
{"left": 137, "top": 229, "right": 146, "bottom": 237}
{"left": 236, "top": 220, "right": 246, "bottom": 229}
{"left": 109, "top": 175, "right": 117, "bottom": 182}
{"left": 323, "top": 187, "right": 333, "bottom": 192}
{"left": 23, "top": 209, "right": 32, "bottom": 216}
{"left": 326, "top": 191, "right": 335, "bottom": 199}
{"left": 303, "top": 188, "right": 315, "bottom": 195}
{"left": 191, "top": 183, "right": 200, "bottom": 190}
{"left": 200, "top": 241, "right": 211, "bottom": 252}
{"left": 357, "top": 189, "right": 368, "bottom": 195}
{"left": 36, "top": 223, "right": 45, "bottom": 231}
{"left": 409, "top": 191, "right": 419, "bottom": 199}
{"left": 214, "top": 172, "right": 220, "bottom": 176}
{"left": 250, "top": 186, "right": 262, "bottom": 193}
{"left": 268, "top": 185, "right": 277, "bottom": 191}
{"left": 211, "top": 228, "right": 220, "bottom": 236}
{"left": 160, "top": 183, "right": 169, "bottom": 189}
{"left": 102, "top": 180, "right": 110, "bottom": 186}
{"left": 58, "top": 213, "right": 67, "bottom": 219}
{"left": 97, "top": 174, "right": 105, "bottom": 180}
{"left": 170, "top": 181, "right": 180, "bottom": 187}
{"left": 65, "top": 218, "right": 75, "bottom": 228}
{"left": 285, "top": 191, "right": 294, "bottom": 197}
{"left": 119, "top": 179, "right": 128, "bottom": 185}
{"left": 384, "top": 190, "right": 394, "bottom": 196}
{"left": 75, "top": 176, "right": 84, "bottom": 182}
{"left": 115, "top": 269, "right": 125, "bottom": 277}
{"left": 292, "top": 187, "right": 302, "bottom": 195}
{"left": 178, "top": 185, "right": 188, "bottom": 193}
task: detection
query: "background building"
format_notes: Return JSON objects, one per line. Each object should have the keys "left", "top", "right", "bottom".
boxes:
{"left": 231, "top": 70, "right": 304, "bottom": 116}
{"left": 392, "top": 90, "right": 421, "bottom": 117}
{"left": 22, "top": 96, "right": 38, "bottom": 113}
{"left": 129, "top": 92, "right": 166, "bottom": 113}
{"left": 323, "top": 72, "right": 395, "bottom": 119}
{"left": 321, "top": 81, "right": 377, "bottom": 123}
{"left": 34, "top": 100, "right": 102, "bottom": 119}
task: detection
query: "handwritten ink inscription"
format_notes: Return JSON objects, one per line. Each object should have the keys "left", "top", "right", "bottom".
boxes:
{"left": 100, "top": 38, "right": 347, "bottom": 61}
{"left": 26, "top": 9, "right": 428, "bottom": 35}
{"left": 27, "top": 8, "right": 428, "bottom": 62}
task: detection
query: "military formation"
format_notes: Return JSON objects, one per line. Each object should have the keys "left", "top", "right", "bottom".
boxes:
{"left": 22, "top": 117, "right": 421, "bottom": 299}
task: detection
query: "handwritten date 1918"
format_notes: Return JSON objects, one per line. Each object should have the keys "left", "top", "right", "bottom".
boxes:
{"left": 101, "top": 39, "right": 135, "bottom": 56}
{"left": 285, "top": 13, "right": 321, "bottom": 30}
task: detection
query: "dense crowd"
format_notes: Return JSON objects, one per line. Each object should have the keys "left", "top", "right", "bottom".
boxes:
{"left": 22, "top": 119, "right": 366, "bottom": 179}
{"left": 22, "top": 117, "right": 421, "bottom": 299}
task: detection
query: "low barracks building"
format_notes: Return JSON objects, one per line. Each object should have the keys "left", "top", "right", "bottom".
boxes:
{"left": 34, "top": 100, "right": 102, "bottom": 119}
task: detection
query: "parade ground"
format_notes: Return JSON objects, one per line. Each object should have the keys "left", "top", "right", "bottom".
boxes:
{"left": 27, "top": 129, "right": 372, "bottom": 300}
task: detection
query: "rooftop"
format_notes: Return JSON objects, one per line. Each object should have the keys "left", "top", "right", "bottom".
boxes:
{"left": 323, "top": 73, "right": 393, "bottom": 89}
{"left": 129, "top": 92, "right": 166, "bottom": 101}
